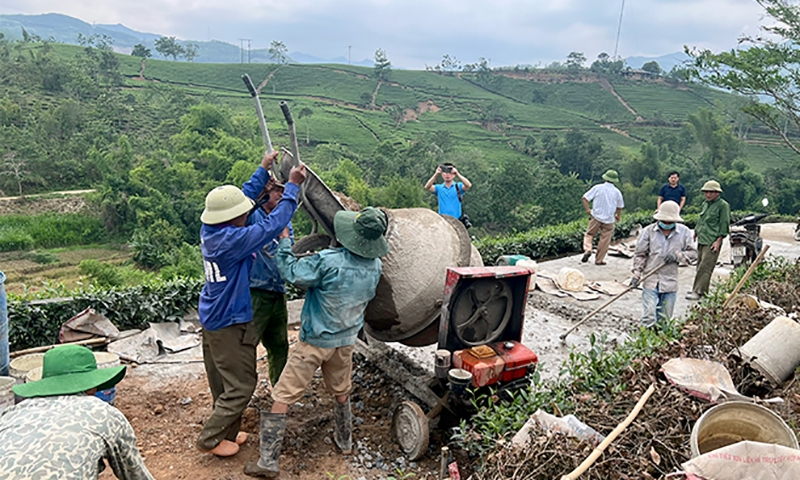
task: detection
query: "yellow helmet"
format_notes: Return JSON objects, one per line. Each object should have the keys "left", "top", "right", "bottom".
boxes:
{"left": 201, "top": 185, "right": 254, "bottom": 225}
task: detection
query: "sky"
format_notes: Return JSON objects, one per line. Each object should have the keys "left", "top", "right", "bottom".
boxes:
{"left": 3, "top": 0, "right": 770, "bottom": 69}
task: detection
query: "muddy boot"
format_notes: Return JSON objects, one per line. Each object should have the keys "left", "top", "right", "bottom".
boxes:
{"left": 333, "top": 398, "right": 352, "bottom": 454}
{"left": 244, "top": 412, "right": 286, "bottom": 478}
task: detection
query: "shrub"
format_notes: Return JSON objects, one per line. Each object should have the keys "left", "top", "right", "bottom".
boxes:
{"left": 79, "top": 259, "right": 124, "bottom": 287}
{"left": 476, "top": 209, "right": 699, "bottom": 263}
{"left": 130, "top": 219, "right": 184, "bottom": 269}
{"left": 26, "top": 250, "right": 61, "bottom": 264}
{"left": 7, "top": 277, "right": 203, "bottom": 351}
{"left": 0, "top": 230, "right": 35, "bottom": 251}
{"left": 0, "top": 214, "right": 106, "bottom": 251}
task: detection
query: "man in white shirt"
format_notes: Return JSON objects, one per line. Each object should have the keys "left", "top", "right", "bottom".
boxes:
{"left": 581, "top": 170, "right": 625, "bottom": 265}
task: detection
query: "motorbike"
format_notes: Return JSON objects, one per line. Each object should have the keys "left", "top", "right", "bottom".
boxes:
{"left": 729, "top": 198, "right": 770, "bottom": 268}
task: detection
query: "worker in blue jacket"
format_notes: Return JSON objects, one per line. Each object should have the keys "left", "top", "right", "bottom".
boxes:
{"left": 196, "top": 150, "right": 306, "bottom": 458}
{"left": 245, "top": 207, "right": 389, "bottom": 478}
{"left": 243, "top": 174, "right": 293, "bottom": 388}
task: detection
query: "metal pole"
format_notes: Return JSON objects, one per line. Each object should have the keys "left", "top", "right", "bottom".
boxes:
{"left": 0, "top": 271, "right": 8, "bottom": 376}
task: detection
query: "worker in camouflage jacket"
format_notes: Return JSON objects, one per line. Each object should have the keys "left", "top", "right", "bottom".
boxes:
{"left": 0, "top": 345, "right": 153, "bottom": 480}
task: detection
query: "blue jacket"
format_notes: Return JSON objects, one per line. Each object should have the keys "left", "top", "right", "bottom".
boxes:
{"left": 275, "top": 239, "right": 382, "bottom": 349}
{"left": 198, "top": 180, "right": 299, "bottom": 331}
{"left": 242, "top": 168, "right": 293, "bottom": 293}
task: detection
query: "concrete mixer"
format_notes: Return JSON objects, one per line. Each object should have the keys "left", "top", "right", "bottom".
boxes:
{"left": 258, "top": 99, "right": 539, "bottom": 460}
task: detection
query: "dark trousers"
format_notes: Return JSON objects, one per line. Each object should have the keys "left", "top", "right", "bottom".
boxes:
{"left": 250, "top": 288, "right": 289, "bottom": 386}
{"left": 693, "top": 244, "right": 720, "bottom": 295}
{"left": 197, "top": 321, "right": 258, "bottom": 451}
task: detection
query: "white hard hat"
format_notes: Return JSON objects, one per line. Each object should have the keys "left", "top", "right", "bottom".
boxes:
{"left": 201, "top": 185, "right": 254, "bottom": 225}
{"left": 654, "top": 201, "right": 684, "bottom": 223}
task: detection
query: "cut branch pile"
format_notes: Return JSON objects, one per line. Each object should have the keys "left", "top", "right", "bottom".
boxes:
{"left": 469, "top": 262, "right": 800, "bottom": 479}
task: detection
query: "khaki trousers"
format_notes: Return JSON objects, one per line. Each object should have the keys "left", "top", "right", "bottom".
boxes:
{"left": 583, "top": 217, "right": 615, "bottom": 264}
{"left": 196, "top": 321, "right": 259, "bottom": 451}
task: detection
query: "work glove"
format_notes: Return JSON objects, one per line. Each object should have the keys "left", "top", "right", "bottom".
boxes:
{"left": 629, "top": 277, "right": 639, "bottom": 288}
{"left": 660, "top": 252, "right": 678, "bottom": 264}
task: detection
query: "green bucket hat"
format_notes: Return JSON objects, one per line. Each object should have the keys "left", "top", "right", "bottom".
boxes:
{"left": 602, "top": 169, "right": 620, "bottom": 184}
{"left": 13, "top": 345, "right": 126, "bottom": 398}
{"left": 333, "top": 207, "right": 390, "bottom": 259}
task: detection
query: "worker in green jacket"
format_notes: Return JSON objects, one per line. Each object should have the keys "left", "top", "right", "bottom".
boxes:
{"left": 686, "top": 180, "right": 730, "bottom": 300}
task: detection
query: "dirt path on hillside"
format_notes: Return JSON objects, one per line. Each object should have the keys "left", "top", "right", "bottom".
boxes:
{"left": 257, "top": 65, "right": 284, "bottom": 94}
{"left": 598, "top": 78, "right": 643, "bottom": 121}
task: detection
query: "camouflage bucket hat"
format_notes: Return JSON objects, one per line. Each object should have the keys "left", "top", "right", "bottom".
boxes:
{"left": 333, "top": 207, "right": 390, "bottom": 259}
{"left": 13, "top": 345, "right": 126, "bottom": 398}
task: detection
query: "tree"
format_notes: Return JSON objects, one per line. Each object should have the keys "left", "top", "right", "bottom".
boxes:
{"left": 374, "top": 48, "right": 391, "bottom": 81}
{"left": 131, "top": 44, "right": 152, "bottom": 58}
{"left": 590, "top": 52, "right": 625, "bottom": 75}
{"left": 298, "top": 107, "right": 313, "bottom": 144}
{"left": 0, "top": 153, "right": 28, "bottom": 197}
{"left": 154, "top": 36, "right": 185, "bottom": 61}
{"left": 183, "top": 42, "right": 199, "bottom": 62}
{"left": 566, "top": 51, "right": 586, "bottom": 72}
{"left": 641, "top": 61, "right": 663, "bottom": 75}
{"left": 268, "top": 41, "right": 288, "bottom": 64}
{"left": 689, "top": 0, "right": 800, "bottom": 155}
{"left": 432, "top": 54, "right": 461, "bottom": 74}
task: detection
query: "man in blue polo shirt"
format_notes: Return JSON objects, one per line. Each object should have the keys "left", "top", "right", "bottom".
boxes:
{"left": 657, "top": 171, "right": 686, "bottom": 212}
{"left": 424, "top": 162, "right": 472, "bottom": 219}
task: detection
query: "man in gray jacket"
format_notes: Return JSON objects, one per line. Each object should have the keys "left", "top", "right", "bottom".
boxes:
{"left": 630, "top": 201, "right": 697, "bottom": 327}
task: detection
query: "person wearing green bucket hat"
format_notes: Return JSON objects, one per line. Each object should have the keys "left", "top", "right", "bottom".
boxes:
{"left": 0, "top": 345, "right": 154, "bottom": 479}
{"left": 581, "top": 170, "right": 625, "bottom": 265}
{"left": 244, "top": 207, "right": 388, "bottom": 478}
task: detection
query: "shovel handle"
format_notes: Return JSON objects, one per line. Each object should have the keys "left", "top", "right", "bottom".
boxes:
{"left": 280, "top": 101, "right": 294, "bottom": 125}
{"left": 242, "top": 73, "right": 257, "bottom": 97}
{"left": 559, "top": 262, "right": 667, "bottom": 341}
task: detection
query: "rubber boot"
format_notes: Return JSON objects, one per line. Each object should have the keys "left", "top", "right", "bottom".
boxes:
{"left": 244, "top": 412, "right": 286, "bottom": 478}
{"left": 333, "top": 398, "right": 352, "bottom": 454}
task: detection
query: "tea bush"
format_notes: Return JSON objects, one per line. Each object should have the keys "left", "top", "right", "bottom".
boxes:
{"left": 0, "top": 214, "right": 107, "bottom": 251}
{"left": 476, "top": 209, "right": 699, "bottom": 263}
{"left": 7, "top": 277, "right": 203, "bottom": 351}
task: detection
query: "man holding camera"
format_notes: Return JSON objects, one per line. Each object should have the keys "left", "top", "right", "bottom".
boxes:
{"left": 425, "top": 163, "right": 472, "bottom": 221}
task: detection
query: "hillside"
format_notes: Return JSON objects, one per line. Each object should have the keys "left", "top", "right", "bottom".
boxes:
{"left": 4, "top": 40, "right": 800, "bottom": 248}
{"left": 103, "top": 47, "right": 796, "bottom": 172}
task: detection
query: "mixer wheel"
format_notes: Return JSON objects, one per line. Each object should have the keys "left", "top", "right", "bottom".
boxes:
{"left": 391, "top": 401, "right": 429, "bottom": 461}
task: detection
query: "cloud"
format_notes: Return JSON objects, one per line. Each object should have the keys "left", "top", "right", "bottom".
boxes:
{"left": 3, "top": 0, "right": 772, "bottom": 68}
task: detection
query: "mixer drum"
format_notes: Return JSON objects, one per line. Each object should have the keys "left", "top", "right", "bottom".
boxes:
{"left": 363, "top": 208, "right": 483, "bottom": 346}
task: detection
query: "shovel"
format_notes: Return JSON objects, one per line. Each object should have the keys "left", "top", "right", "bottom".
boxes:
{"left": 559, "top": 262, "right": 667, "bottom": 342}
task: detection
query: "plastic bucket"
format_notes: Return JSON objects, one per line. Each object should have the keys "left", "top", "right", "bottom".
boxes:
{"left": 495, "top": 255, "right": 530, "bottom": 266}
{"left": 690, "top": 401, "right": 798, "bottom": 458}
{"left": 738, "top": 316, "right": 800, "bottom": 385}
{"left": 9, "top": 353, "right": 45, "bottom": 385}
{"left": 0, "top": 376, "right": 14, "bottom": 414}
{"left": 0, "top": 271, "right": 7, "bottom": 377}
{"left": 94, "top": 352, "right": 120, "bottom": 405}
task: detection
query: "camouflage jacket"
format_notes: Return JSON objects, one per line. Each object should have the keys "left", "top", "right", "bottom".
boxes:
{"left": 0, "top": 395, "right": 154, "bottom": 480}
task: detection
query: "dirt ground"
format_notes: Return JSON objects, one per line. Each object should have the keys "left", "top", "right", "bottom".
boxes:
{"left": 100, "top": 334, "right": 443, "bottom": 480}
{"left": 96, "top": 223, "right": 800, "bottom": 479}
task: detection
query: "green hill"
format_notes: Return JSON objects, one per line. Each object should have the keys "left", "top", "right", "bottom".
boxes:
{"left": 3, "top": 41, "right": 800, "bottom": 244}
